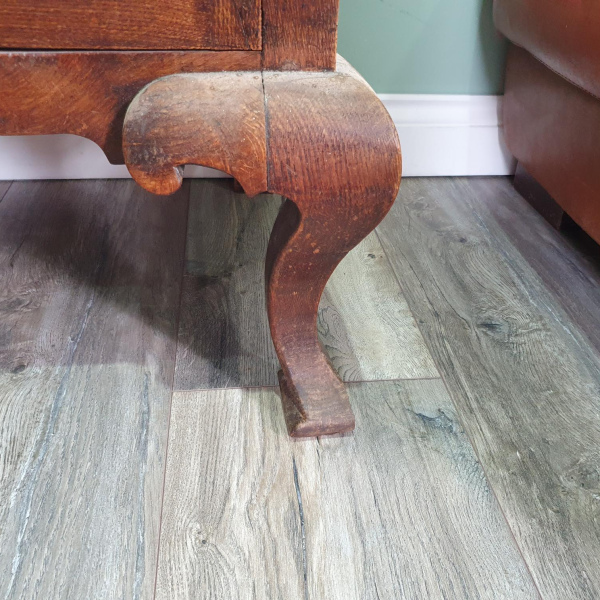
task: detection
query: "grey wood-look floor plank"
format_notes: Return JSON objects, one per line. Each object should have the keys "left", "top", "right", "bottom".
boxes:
{"left": 156, "top": 380, "right": 539, "bottom": 600}
{"left": 174, "top": 179, "right": 438, "bottom": 390}
{"left": 0, "top": 180, "right": 189, "bottom": 600}
{"left": 174, "top": 180, "right": 281, "bottom": 390}
{"left": 467, "top": 177, "right": 600, "bottom": 355}
{"left": 377, "top": 177, "right": 600, "bottom": 600}
{"left": 319, "top": 231, "right": 438, "bottom": 381}
{"left": 155, "top": 387, "right": 305, "bottom": 600}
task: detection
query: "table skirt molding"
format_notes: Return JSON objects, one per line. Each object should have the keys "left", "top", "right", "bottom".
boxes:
{"left": 0, "top": 95, "right": 513, "bottom": 180}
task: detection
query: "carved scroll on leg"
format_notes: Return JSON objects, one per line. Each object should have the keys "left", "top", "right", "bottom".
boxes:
{"left": 122, "top": 71, "right": 267, "bottom": 196}
{"left": 263, "top": 57, "right": 402, "bottom": 437}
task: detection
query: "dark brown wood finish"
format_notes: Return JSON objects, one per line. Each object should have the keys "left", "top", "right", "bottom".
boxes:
{"left": 263, "top": 63, "right": 401, "bottom": 435}
{"left": 261, "top": 0, "right": 339, "bottom": 70}
{"left": 123, "top": 71, "right": 267, "bottom": 196}
{"left": 0, "top": 51, "right": 260, "bottom": 164}
{"left": 0, "top": 0, "right": 261, "bottom": 50}
{"left": 0, "top": 0, "right": 344, "bottom": 160}
{"left": 122, "top": 58, "right": 402, "bottom": 436}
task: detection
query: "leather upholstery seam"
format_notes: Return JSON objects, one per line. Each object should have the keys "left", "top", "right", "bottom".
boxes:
{"left": 508, "top": 40, "right": 600, "bottom": 102}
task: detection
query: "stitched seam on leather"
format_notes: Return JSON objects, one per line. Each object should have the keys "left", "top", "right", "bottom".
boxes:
{"left": 509, "top": 39, "right": 600, "bottom": 102}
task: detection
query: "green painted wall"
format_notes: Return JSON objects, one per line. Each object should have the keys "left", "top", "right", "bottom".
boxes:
{"left": 337, "top": 0, "right": 508, "bottom": 95}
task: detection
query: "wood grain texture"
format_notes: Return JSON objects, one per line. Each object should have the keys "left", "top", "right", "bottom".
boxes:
{"left": 174, "top": 180, "right": 281, "bottom": 390}
{"left": 319, "top": 231, "right": 438, "bottom": 382}
{"left": 474, "top": 176, "right": 600, "bottom": 355}
{"left": 0, "top": 51, "right": 261, "bottom": 163}
{"left": 122, "top": 57, "right": 402, "bottom": 436}
{"left": 123, "top": 71, "right": 266, "bottom": 196}
{"left": 0, "top": 180, "right": 189, "bottom": 599}
{"left": 261, "top": 0, "right": 339, "bottom": 70}
{"left": 263, "top": 58, "right": 401, "bottom": 435}
{"left": 0, "top": 0, "right": 261, "bottom": 50}
{"left": 155, "top": 387, "right": 304, "bottom": 600}
{"left": 156, "top": 380, "right": 539, "bottom": 599}
{"left": 377, "top": 177, "right": 600, "bottom": 600}
{"left": 173, "top": 180, "right": 437, "bottom": 390}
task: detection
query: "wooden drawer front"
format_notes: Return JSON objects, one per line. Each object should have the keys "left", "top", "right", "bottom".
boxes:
{"left": 0, "top": 0, "right": 261, "bottom": 50}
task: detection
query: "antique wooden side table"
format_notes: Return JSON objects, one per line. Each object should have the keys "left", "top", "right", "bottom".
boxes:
{"left": 0, "top": 0, "right": 402, "bottom": 437}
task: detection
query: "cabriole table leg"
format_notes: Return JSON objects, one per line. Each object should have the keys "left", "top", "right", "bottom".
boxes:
{"left": 122, "top": 57, "right": 402, "bottom": 437}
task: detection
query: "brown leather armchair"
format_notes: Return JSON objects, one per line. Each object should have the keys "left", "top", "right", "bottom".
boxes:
{"left": 494, "top": 0, "right": 600, "bottom": 243}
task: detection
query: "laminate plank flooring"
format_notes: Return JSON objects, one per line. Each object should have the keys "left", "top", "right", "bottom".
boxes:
{"left": 156, "top": 381, "right": 539, "bottom": 600}
{"left": 174, "top": 180, "right": 281, "bottom": 390}
{"left": 377, "top": 177, "right": 600, "bottom": 600}
{"left": 3, "top": 176, "right": 600, "bottom": 600}
{"left": 0, "top": 180, "right": 189, "bottom": 600}
{"left": 319, "top": 229, "right": 438, "bottom": 382}
{"left": 466, "top": 177, "right": 600, "bottom": 355}
{"left": 173, "top": 179, "right": 438, "bottom": 390}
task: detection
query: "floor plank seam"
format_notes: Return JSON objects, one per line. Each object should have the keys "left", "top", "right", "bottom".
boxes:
{"left": 151, "top": 185, "right": 192, "bottom": 600}
{"left": 292, "top": 457, "right": 309, "bottom": 600}
{"left": 374, "top": 224, "right": 546, "bottom": 600}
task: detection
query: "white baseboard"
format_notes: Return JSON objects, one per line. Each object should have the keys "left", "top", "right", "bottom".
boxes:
{"left": 384, "top": 95, "right": 516, "bottom": 177}
{"left": 0, "top": 136, "right": 224, "bottom": 180}
{"left": 0, "top": 95, "right": 515, "bottom": 180}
